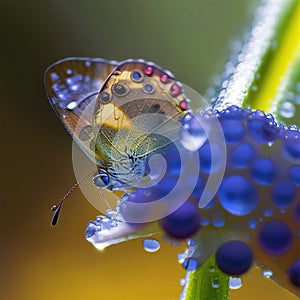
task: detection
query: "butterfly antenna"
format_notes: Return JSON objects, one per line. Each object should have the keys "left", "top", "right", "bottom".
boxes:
{"left": 50, "top": 171, "right": 93, "bottom": 226}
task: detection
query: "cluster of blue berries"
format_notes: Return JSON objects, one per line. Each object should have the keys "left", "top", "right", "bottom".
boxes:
{"left": 120, "top": 105, "right": 300, "bottom": 291}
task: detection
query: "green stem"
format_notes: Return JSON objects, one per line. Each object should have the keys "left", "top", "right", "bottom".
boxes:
{"left": 212, "top": 0, "right": 299, "bottom": 112}
{"left": 181, "top": 255, "right": 229, "bottom": 300}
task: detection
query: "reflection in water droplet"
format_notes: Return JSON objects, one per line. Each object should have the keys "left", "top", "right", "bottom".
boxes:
{"left": 209, "top": 266, "right": 215, "bottom": 272}
{"left": 261, "top": 269, "right": 273, "bottom": 278}
{"left": 212, "top": 279, "right": 219, "bottom": 288}
{"left": 143, "top": 239, "right": 160, "bottom": 253}
{"left": 229, "top": 277, "right": 242, "bottom": 289}
{"left": 280, "top": 102, "right": 295, "bottom": 118}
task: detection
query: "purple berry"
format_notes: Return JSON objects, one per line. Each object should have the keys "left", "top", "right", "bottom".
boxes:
{"left": 288, "top": 259, "right": 300, "bottom": 287}
{"left": 160, "top": 201, "right": 200, "bottom": 239}
{"left": 258, "top": 220, "right": 293, "bottom": 255}
{"left": 215, "top": 240, "right": 253, "bottom": 275}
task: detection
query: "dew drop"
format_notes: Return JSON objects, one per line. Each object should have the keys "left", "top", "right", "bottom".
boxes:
{"left": 186, "top": 238, "right": 196, "bottom": 247}
{"left": 248, "top": 216, "right": 258, "bottom": 229}
{"left": 182, "top": 258, "right": 198, "bottom": 271}
{"left": 178, "top": 252, "right": 186, "bottom": 264}
{"left": 229, "top": 277, "right": 242, "bottom": 289}
{"left": 263, "top": 209, "right": 273, "bottom": 217}
{"left": 212, "top": 217, "right": 225, "bottom": 227}
{"left": 101, "top": 218, "right": 111, "bottom": 230}
{"left": 280, "top": 102, "right": 295, "bottom": 118}
{"left": 179, "top": 279, "right": 186, "bottom": 286}
{"left": 143, "top": 239, "right": 160, "bottom": 253}
{"left": 171, "top": 240, "right": 181, "bottom": 247}
{"left": 212, "top": 279, "right": 220, "bottom": 288}
{"left": 85, "top": 221, "right": 97, "bottom": 239}
{"left": 261, "top": 269, "right": 273, "bottom": 278}
{"left": 66, "top": 101, "right": 77, "bottom": 110}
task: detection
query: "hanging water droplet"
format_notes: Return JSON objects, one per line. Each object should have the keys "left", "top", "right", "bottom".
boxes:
{"left": 229, "top": 277, "right": 243, "bottom": 289}
{"left": 186, "top": 239, "right": 196, "bottom": 247}
{"left": 143, "top": 239, "right": 160, "bottom": 253}
{"left": 201, "top": 216, "right": 210, "bottom": 226}
{"left": 280, "top": 102, "right": 295, "bottom": 118}
{"left": 212, "top": 279, "right": 219, "bottom": 288}
{"left": 263, "top": 209, "right": 273, "bottom": 217}
{"left": 248, "top": 216, "right": 258, "bottom": 229}
{"left": 171, "top": 240, "right": 181, "bottom": 247}
{"left": 209, "top": 265, "right": 215, "bottom": 272}
{"left": 212, "top": 217, "right": 225, "bottom": 227}
{"left": 261, "top": 269, "right": 273, "bottom": 278}
{"left": 178, "top": 252, "right": 186, "bottom": 264}
{"left": 179, "top": 278, "right": 186, "bottom": 286}
{"left": 162, "top": 235, "right": 169, "bottom": 242}
{"left": 183, "top": 258, "right": 198, "bottom": 271}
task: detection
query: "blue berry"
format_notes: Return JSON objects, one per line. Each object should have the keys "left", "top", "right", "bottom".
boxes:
{"left": 230, "top": 143, "right": 255, "bottom": 168}
{"left": 250, "top": 157, "right": 276, "bottom": 185}
{"left": 289, "top": 165, "right": 300, "bottom": 186}
{"left": 221, "top": 120, "right": 245, "bottom": 144}
{"left": 163, "top": 146, "right": 181, "bottom": 175}
{"left": 160, "top": 201, "right": 200, "bottom": 239}
{"left": 288, "top": 259, "right": 300, "bottom": 287}
{"left": 283, "top": 130, "right": 300, "bottom": 160}
{"left": 218, "top": 175, "right": 258, "bottom": 216}
{"left": 258, "top": 220, "right": 293, "bottom": 255}
{"left": 217, "top": 105, "right": 246, "bottom": 121}
{"left": 152, "top": 176, "right": 177, "bottom": 198}
{"left": 272, "top": 180, "right": 296, "bottom": 210}
{"left": 215, "top": 240, "right": 253, "bottom": 275}
{"left": 247, "top": 111, "right": 279, "bottom": 143}
{"left": 198, "top": 142, "right": 223, "bottom": 173}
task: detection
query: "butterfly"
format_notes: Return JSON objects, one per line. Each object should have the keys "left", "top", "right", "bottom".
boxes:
{"left": 44, "top": 57, "right": 189, "bottom": 222}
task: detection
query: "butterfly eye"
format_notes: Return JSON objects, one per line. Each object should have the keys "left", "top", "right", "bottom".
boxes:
{"left": 93, "top": 169, "right": 110, "bottom": 188}
{"left": 112, "top": 83, "right": 129, "bottom": 96}
{"left": 131, "top": 71, "right": 143, "bottom": 82}
{"left": 99, "top": 92, "right": 111, "bottom": 104}
{"left": 143, "top": 84, "right": 154, "bottom": 94}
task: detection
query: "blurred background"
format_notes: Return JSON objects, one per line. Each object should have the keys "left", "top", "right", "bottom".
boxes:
{"left": 0, "top": 0, "right": 297, "bottom": 299}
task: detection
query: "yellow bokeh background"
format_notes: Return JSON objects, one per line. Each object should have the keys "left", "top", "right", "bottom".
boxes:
{"left": 0, "top": 0, "right": 297, "bottom": 299}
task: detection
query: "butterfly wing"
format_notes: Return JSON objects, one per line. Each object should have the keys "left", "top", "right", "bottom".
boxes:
{"left": 93, "top": 60, "right": 189, "bottom": 162}
{"left": 44, "top": 57, "right": 117, "bottom": 164}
